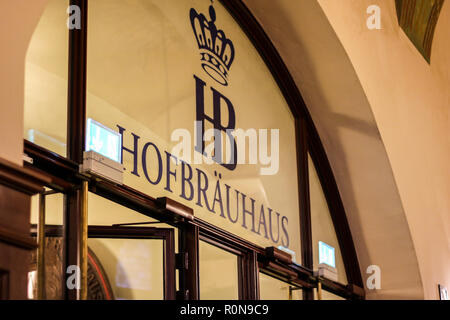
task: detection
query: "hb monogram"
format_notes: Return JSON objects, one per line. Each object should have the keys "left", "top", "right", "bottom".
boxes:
{"left": 191, "top": 5, "right": 237, "bottom": 170}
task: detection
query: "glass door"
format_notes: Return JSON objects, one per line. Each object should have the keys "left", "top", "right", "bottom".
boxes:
{"left": 259, "top": 272, "right": 303, "bottom": 300}
{"left": 199, "top": 240, "right": 240, "bottom": 300}
{"left": 29, "top": 189, "right": 66, "bottom": 300}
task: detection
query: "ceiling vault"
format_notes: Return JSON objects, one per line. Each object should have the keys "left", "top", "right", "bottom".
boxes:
{"left": 395, "top": 0, "right": 445, "bottom": 62}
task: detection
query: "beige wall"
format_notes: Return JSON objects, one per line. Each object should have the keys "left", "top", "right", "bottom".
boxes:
{"left": 0, "top": 0, "right": 49, "bottom": 165}
{"left": 317, "top": 0, "right": 450, "bottom": 300}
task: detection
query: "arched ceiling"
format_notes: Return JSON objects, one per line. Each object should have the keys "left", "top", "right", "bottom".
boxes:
{"left": 395, "top": 0, "right": 445, "bottom": 62}
{"left": 242, "top": 0, "right": 425, "bottom": 299}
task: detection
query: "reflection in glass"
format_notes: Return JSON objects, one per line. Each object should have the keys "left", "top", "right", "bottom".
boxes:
{"left": 199, "top": 241, "right": 239, "bottom": 299}
{"left": 28, "top": 190, "right": 65, "bottom": 300}
{"left": 28, "top": 237, "right": 64, "bottom": 300}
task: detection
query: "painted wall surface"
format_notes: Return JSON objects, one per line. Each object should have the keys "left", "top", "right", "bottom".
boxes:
{"left": 0, "top": 0, "right": 50, "bottom": 165}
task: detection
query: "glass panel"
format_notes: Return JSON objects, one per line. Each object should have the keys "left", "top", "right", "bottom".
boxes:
{"left": 28, "top": 190, "right": 65, "bottom": 300}
{"left": 259, "top": 272, "right": 302, "bottom": 300}
{"left": 87, "top": 0, "right": 301, "bottom": 263}
{"left": 199, "top": 241, "right": 239, "bottom": 299}
{"left": 309, "top": 154, "right": 348, "bottom": 284}
{"left": 88, "top": 192, "right": 156, "bottom": 226}
{"left": 24, "top": 0, "right": 68, "bottom": 156}
{"left": 87, "top": 238, "right": 164, "bottom": 300}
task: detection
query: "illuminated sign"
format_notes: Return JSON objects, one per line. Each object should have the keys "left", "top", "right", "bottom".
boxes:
{"left": 86, "top": 118, "right": 122, "bottom": 163}
{"left": 319, "top": 241, "right": 335, "bottom": 268}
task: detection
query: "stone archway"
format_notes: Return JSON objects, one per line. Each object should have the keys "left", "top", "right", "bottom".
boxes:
{"left": 244, "top": 0, "right": 426, "bottom": 299}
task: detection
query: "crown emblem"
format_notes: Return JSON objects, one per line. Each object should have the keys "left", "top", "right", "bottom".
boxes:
{"left": 190, "top": 5, "right": 235, "bottom": 86}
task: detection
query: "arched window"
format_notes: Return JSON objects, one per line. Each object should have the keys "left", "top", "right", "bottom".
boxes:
{"left": 24, "top": 0, "right": 363, "bottom": 300}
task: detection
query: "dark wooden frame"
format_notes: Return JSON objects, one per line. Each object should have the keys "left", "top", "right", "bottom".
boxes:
{"left": 22, "top": 0, "right": 364, "bottom": 300}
